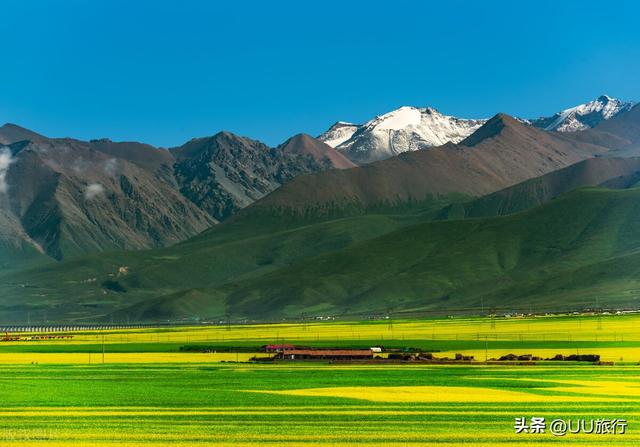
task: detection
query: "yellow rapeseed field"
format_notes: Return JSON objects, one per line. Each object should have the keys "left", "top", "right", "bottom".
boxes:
{"left": 0, "top": 352, "right": 263, "bottom": 364}
{"left": 3, "top": 312, "right": 639, "bottom": 346}
{"left": 251, "top": 385, "right": 626, "bottom": 403}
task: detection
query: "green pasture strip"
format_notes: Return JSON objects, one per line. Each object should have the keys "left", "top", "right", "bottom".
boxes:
{"left": 2, "top": 339, "right": 639, "bottom": 354}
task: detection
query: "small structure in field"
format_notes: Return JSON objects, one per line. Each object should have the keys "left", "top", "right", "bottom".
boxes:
{"left": 277, "top": 349, "right": 374, "bottom": 361}
{"left": 263, "top": 344, "right": 296, "bottom": 352}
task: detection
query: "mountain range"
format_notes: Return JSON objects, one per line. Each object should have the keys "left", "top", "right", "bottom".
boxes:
{"left": 529, "top": 95, "right": 634, "bottom": 132}
{"left": 1, "top": 95, "right": 640, "bottom": 323}
{"left": 0, "top": 125, "right": 350, "bottom": 262}
{"left": 254, "top": 113, "right": 611, "bottom": 217}
{"left": 318, "top": 95, "right": 635, "bottom": 164}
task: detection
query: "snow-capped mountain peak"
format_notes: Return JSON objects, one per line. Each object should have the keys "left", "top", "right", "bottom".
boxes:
{"left": 367, "top": 106, "right": 422, "bottom": 131}
{"left": 318, "top": 95, "right": 635, "bottom": 165}
{"left": 319, "top": 106, "right": 486, "bottom": 164}
{"left": 317, "top": 121, "right": 359, "bottom": 148}
{"left": 531, "top": 95, "right": 634, "bottom": 132}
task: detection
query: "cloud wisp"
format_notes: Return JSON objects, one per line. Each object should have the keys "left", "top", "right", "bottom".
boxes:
{"left": 0, "top": 148, "right": 14, "bottom": 194}
{"left": 84, "top": 183, "right": 105, "bottom": 200}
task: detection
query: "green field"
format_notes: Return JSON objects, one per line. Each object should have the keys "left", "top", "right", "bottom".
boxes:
{"left": 1, "top": 315, "right": 639, "bottom": 445}
{"left": 1, "top": 364, "right": 638, "bottom": 446}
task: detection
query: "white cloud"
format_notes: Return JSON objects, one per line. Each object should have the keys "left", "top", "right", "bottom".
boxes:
{"left": 104, "top": 158, "right": 118, "bottom": 176}
{"left": 0, "top": 148, "right": 14, "bottom": 194}
{"left": 84, "top": 183, "right": 105, "bottom": 200}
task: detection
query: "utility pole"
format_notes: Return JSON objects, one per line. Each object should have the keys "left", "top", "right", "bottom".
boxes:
{"left": 485, "top": 336, "right": 488, "bottom": 363}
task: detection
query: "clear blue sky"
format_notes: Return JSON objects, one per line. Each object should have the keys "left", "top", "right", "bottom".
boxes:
{"left": 1, "top": 0, "right": 639, "bottom": 147}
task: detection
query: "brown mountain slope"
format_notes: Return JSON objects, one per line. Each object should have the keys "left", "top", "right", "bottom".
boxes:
{"left": 559, "top": 104, "right": 640, "bottom": 152}
{"left": 278, "top": 134, "right": 356, "bottom": 170}
{"left": 247, "top": 114, "right": 612, "bottom": 214}
{"left": 0, "top": 123, "right": 47, "bottom": 145}
{"left": 438, "top": 156, "right": 640, "bottom": 219}
{"left": 1, "top": 125, "right": 356, "bottom": 261}
{"left": 596, "top": 104, "right": 640, "bottom": 146}
{"left": 171, "top": 132, "right": 334, "bottom": 221}
{"left": 0, "top": 205, "right": 46, "bottom": 269}
{"left": 89, "top": 138, "right": 174, "bottom": 175}
{"left": 3, "top": 137, "right": 214, "bottom": 260}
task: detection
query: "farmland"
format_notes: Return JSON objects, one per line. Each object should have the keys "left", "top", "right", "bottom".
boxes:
{"left": 1, "top": 364, "right": 639, "bottom": 445}
{"left": 2, "top": 313, "right": 640, "bottom": 362}
{"left": 1, "top": 314, "right": 639, "bottom": 445}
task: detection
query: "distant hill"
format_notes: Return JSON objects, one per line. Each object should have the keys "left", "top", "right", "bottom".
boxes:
{"left": 0, "top": 123, "right": 46, "bottom": 145}
{"left": 437, "top": 156, "right": 640, "bottom": 219}
{"left": 596, "top": 103, "right": 640, "bottom": 147}
{"left": 89, "top": 138, "right": 174, "bottom": 175}
{"left": 278, "top": 133, "right": 356, "bottom": 170}
{"left": 170, "top": 131, "right": 343, "bottom": 221}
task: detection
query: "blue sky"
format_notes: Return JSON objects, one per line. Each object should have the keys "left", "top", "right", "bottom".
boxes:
{"left": 1, "top": 0, "right": 639, "bottom": 147}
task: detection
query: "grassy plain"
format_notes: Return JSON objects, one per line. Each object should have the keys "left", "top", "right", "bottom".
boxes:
{"left": 1, "top": 314, "right": 639, "bottom": 445}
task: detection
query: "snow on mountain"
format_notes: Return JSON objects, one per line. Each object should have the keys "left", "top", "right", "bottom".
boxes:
{"left": 318, "top": 96, "right": 635, "bottom": 165}
{"left": 320, "top": 106, "right": 486, "bottom": 165}
{"left": 531, "top": 95, "right": 634, "bottom": 132}
{"left": 318, "top": 122, "right": 359, "bottom": 148}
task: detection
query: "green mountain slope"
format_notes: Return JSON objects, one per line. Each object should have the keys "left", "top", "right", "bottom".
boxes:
{"left": 0, "top": 199, "right": 460, "bottom": 322}
{"left": 119, "top": 187, "right": 640, "bottom": 321}
{"left": 7, "top": 178, "right": 640, "bottom": 323}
